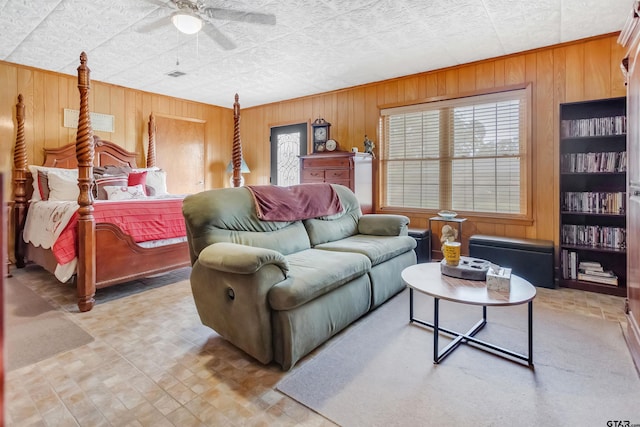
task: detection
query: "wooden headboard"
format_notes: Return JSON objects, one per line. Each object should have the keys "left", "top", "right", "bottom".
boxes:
{"left": 42, "top": 136, "right": 138, "bottom": 169}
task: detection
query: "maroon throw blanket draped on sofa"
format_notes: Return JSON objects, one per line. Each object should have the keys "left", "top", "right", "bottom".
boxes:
{"left": 246, "top": 183, "right": 343, "bottom": 221}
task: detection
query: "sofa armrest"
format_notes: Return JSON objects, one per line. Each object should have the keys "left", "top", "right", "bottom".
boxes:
{"left": 198, "top": 242, "right": 289, "bottom": 275}
{"left": 358, "top": 214, "right": 410, "bottom": 236}
{"left": 191, "top": 242, "right": 290, "bottom": 365}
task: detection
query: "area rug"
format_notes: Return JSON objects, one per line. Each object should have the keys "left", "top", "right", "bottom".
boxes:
{"left": 5, "top": 279, "right": 94, "bottom": 371}
{"left": 277, "top": 289, "right": 640, "bottom": 426}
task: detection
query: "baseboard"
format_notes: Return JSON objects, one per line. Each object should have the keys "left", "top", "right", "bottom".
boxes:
{"left": 625, "top": 310, "right": 640, "bottom": 376}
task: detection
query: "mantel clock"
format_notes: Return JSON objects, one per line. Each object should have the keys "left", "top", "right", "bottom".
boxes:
{"left": 311, "top": 118, "right": 331, "bottom": 153}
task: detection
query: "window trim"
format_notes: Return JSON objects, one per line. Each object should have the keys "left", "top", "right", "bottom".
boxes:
{"left": 378, "top": 84, "right": 533, "bottom": 222}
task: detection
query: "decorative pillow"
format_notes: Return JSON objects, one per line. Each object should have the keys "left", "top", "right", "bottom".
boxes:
{"left": 37, "top": 171, "right": 50, "bottom": 201}
{"left": 145, "top": 169, "right": 168, "bottom": 196}
{"left": 95, "top": 176, "right": 128, "bottom": 200}
{"left": 27, "top": 165, "right": 78, "bottom": 201}
{"left": 104, "top": 184, "right": 147, "bottom": 201}
{"left": 128, "top": 171, "right": 147, "bottom": 189}
{"left": 47, "top": 172, "right": 80, "bottom": 201}
{"left": 102, "top": 165, "right": 132, "bottom": 176}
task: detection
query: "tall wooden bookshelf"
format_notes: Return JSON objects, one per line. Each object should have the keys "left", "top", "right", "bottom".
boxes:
{"left": 559, "top": 97, "right": 627, "bottom": 297}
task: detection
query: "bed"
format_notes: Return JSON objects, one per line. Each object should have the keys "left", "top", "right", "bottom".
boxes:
{"left": 12, "top": 52, "right": 191, "bottom": 312}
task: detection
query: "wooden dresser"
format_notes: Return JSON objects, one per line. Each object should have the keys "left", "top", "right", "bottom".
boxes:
{"left": 300, "top": 152, "right": 373, "bottom": 213}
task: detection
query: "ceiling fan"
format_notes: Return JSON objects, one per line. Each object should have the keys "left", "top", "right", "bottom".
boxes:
{"left": 139, "top": 0, "right": 276, "bottom": 50}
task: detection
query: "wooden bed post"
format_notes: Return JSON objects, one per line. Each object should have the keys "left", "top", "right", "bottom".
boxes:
{"left": 12, "top": 94, "right": 27, "bottom": 268}
{"left": 232, "top": 93, "right": 242, "bottom": 187}
{"left": 75, "top": 52, "right": 96, "bottom": 312}
{"left": 147, "top": 113, "right": 156, "bottom": 168}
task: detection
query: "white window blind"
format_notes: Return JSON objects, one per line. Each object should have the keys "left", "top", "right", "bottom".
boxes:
{"left": 381, "top": 88, "right": 530, "bottom": 215}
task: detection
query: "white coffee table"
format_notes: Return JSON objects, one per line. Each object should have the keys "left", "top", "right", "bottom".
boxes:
{"left": 401, "top": 262, "right": 536, "bottom": 366}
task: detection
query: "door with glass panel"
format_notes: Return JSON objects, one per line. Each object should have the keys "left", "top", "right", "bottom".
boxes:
{"left": 270, "top": 123, "right": 308, "bottom": 186}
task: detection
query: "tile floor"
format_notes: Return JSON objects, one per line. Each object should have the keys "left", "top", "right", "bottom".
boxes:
{"left": 4, "top": 265, "right": 629, "bottom": 426}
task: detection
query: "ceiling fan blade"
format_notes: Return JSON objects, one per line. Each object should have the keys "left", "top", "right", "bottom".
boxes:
{"left": 137, "top": 16, "right": 171, "bottom": 33}
{"left": 203, "top": 8, "right": 276, "bottom": 25}
{"left": 202, "top": 24, "right": 237, "bottom": 50}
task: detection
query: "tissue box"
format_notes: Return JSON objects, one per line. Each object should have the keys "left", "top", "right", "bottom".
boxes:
{"left": 486, "top": 265, "right": 512, "bottom": 292}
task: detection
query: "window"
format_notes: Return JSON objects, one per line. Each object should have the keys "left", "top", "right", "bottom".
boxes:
{"left": 381, "top": 87, "right": 530, "bottom": 217}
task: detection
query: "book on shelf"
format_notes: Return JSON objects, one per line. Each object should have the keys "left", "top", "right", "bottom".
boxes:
{"left": 578, "top": 268, "right": 616, "bottom": 277}
{"left": 578, "top": 261, "right": 603, "bottom": 270}
{"left": 562, "top": 249, "right": 580, "bottom": 280}
{"left": 570, "top": 251, "right": 577, "bottom": 280}
{"left": 561, "top": 249, "right": 569, "bottom": 279}
{"left": 577, "top": 272, "right": 619, "bottom": 286}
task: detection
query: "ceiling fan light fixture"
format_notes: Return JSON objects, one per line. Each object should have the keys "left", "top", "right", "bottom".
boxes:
{"left": 171, "top": 11, "right": 203, "bottom": 35}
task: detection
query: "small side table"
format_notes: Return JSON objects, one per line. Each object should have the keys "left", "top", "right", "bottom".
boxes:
{"left": 429, "top": 216, "right": 467, "bottom": 261}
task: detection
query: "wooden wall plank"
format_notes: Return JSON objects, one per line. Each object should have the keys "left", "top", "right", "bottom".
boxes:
{"left": 476, "top": 61, "right": 495, "bottom": 90}
{"left": 336, "top": 91, "right": 349, "bottom": 144}
{"left": 445, "top": 69, "right": 458, "bottom": 95}
{"left": 45, "top": 73, "right": 60, "bottom": 148}
{"left": 504, "top": 56, "right": 526, "bottom": 85}
{"left": 33, "top": 72, "right": 45, "bottom": 163}
{"left": 494, "top": 59, "right": 505, "bottom": 87}
{"left": 584, "top": 37, "right": 611, "bottom": 99}
{"left": 426, "top": 74, "right": 438, "bottom": 98}
{"left": 610, "top": 37, "right": 628, "bottom": 97}
{"left": 458, "top": 66, "right": 476, "bottom": 93}
{"left": 352, "top": 88, "right": 366, "bottom": 150}
{"left": 404, "top": 78, "right": 419, "bottom": 102}
{"left": 437, "top": 72, "right": 447, "bottom": 96}
{"left": 534, "top": 49, "right": 555, "bottom": 240}
{"left": 565, "top": 43, "right": 585, "bottom": 102}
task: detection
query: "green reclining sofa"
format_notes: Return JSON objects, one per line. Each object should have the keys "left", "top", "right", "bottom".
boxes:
{"left": 182, "top": 183, "right": 416, "bottom": 370}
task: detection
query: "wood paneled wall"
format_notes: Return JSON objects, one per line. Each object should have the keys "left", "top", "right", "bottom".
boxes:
{"left": 241, "top": 33, "right": 627, "bottom": 248}
{"left": 0, "top": 61, "right": 234, "bottom": 194}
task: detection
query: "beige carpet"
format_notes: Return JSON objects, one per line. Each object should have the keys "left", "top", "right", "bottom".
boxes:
{"left": 278, "top": 289, "right": 640, "bottom": 426}
{"left": 5, "top": 278, "right": 94, "bottom": 371}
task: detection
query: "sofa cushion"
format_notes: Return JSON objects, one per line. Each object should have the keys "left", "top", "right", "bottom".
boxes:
{"left": 303, "top": 184, "right": 362, "bottom": 246}
{"left": 268, "top": 248, "right": 371, "bottom": 311}
{"left": 314, "top": 235, "right": 416, "bottom": 266}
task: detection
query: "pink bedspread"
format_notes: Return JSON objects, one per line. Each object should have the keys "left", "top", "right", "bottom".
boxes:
{"left": 246, "top": 183, "right": 343, "bottom": 222}
{"left": 53, "top": 198, "right": 186, "bottom": 264}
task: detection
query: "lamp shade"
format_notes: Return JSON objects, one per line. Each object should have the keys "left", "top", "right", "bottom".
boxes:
{"left": 171, "top": 11, "right": 203, "bottom": 35}
{"left": 226, "top": 159, "right": 251, "bottom": 174}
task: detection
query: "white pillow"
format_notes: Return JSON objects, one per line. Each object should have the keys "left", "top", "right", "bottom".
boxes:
{"left": 145, "top": 169, "right": 168, "bottom": 196}
{"left": 47, "top": 171, "right": 80, "bottom": 201}
{"left": 104, "top": 184, "right": 147, "bottom": 201}
{"left": 27, "top": 165, "right": 78, "bottom": 201}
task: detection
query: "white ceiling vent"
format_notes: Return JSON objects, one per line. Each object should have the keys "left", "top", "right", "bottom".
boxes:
{"left": 166, "top": 70, "right": 186, "bottom": 78}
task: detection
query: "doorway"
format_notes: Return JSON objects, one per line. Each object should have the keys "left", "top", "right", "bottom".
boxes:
{"left": 270, "top": 123, "right": 308, "bottom": 186}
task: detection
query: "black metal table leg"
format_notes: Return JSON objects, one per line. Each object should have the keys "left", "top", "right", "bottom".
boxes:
{"left": 528, "top": 300, "right": 533, "bottom": 366}
{"left": 410, "top": 298, "right": 533, "bottom": 367}
{"left": 409, "top": 288, "right": 414, "bottom": 322}
{"left": 433, "top": 297, "right": 439, "bottom": 363}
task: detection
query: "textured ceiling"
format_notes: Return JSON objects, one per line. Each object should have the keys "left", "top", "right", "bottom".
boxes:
{"left": 0, "top": 0, "right": 633, "bottom": 108}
